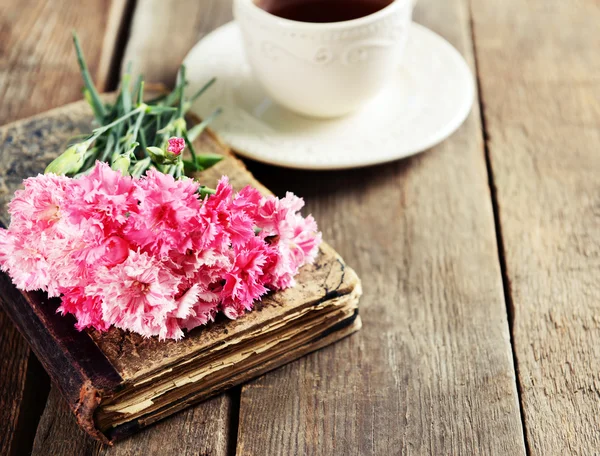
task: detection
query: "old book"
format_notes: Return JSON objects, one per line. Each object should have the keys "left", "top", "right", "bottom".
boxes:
{"left": 0, "top": 101, "right": 362, "bottom": 444}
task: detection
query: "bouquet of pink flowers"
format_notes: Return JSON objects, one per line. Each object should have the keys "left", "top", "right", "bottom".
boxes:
{"left": 0, "top": 35, "right": 321, "bottom": 340}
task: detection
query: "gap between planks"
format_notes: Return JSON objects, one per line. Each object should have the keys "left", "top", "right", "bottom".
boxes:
{"left": 471, "top": 0, "right": 600, "bottom": 453}
{"left": 235, "top": 0, "right": 528, "bottom": 454}
{"left": 467, "top": 1, "right": 531, "bottom": 454}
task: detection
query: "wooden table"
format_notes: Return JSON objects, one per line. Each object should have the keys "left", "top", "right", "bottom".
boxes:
{"left": 1, "top": 0, "right": 598, "bottom": 454}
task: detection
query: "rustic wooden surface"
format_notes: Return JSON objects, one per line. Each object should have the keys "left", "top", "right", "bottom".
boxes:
{"left": 0, "top": 0, "right": 598, "bottom": 454}
{"left": 237, "top": 0, "right": 527, "bottom": 454}
{"left": 471, "top": 0, "right": 600, "bottom": 454}
{"left": 122, "top": 0, "right": 233, "bottom": 86}
{"left": 0, "top": 1, "right": 130, "bottom": 455}
{"left": 32, "top": 388, "right": 234, "bottom": 456}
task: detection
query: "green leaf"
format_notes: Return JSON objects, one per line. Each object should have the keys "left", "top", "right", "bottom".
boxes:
{"left": 146, "top": 146, "right": 164, "bottom": 155}
{"left": 72, "top": 32, "right": 106, "bottom": 121}
{"left": 99, "top": 134, "right": 115, "bottom": 162}
{"left": 130, "top": 157, "right": 151, "bottom": 178}
{"left": 139, "top": 127, "right": 147, "bottom": 153}
{"left": 195, "top": 153, "right": 223, "bottom": 169}
{"left": 65, "top": 35, "right": 225, "bottom": 178}
{"left": 182, "top": 130, "right": 197, "bottom": 162}
{"left": 91, "top": 103, "right": 147, "bottom": 137}
{"left": 177, "top": 65, "right": 187, "bottom": 118}
{"left": 187, "top": 108, "right": 222, "bottom": 142}
{"left": 121, "top": 64, "right": 132, "bottom": 114}
{"left": 134, "top": 75, "right": 144, "bottom": 105}
{"left": 146, "top": 146, "right": 166, "bottom": 164}
{"left": 130, "top": 110, "right": 145, "bottom": 146}
{"left": 183, "top": 159, "right": 200, "bottom": 174}
{"left": 146, "top": 106, "right": 177, "bottom": 115}
{"left": 190, "top": 77, "right": 216, "bottom": 103}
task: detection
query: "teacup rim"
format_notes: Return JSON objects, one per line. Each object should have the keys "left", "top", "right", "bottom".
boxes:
{"left": 235, "top": 0, "right": 410, "bottom": 30}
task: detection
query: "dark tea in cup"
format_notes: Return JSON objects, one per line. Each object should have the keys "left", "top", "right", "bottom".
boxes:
{"left": 256, "top": 0, "right": 393, "bottom": 23}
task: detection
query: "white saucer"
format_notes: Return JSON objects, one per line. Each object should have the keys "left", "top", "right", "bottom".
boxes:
{"left": 184, "top": 21, "right": 474, "bottom": 170}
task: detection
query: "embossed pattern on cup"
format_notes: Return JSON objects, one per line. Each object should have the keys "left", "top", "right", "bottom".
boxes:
{"left": 233, "top": 0, "right": 413, "bottom": 118}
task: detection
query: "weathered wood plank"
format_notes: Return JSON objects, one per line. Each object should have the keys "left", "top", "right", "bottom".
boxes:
{"left": 0, "top": 1, "right": 129, "bottom": 454}
{"left": 235, "top": 0, "right": 527, "bottom": 454}
{"left": 33, "top": 388, "right": 234, "bottom": 456}
{"left": 122, "top": 0, "right": 233, "bottom": 86}
{"left": 471, "top": 0, "right": 600, "bottom": 453}
{"left": 0, "top": 0, "right": 129, "bottom": 125}
{"left": 30, "top": 0, "right": 237, "bottom": 454}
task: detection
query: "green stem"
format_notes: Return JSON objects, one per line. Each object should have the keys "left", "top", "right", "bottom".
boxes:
{"left": 139, "top": 128, "right": 148, "bottom": 154}
{"left": 182, "top": 130, "right": 197, "bottom": 162}
{"left": 72, "top": 32, "right": 106, "bottom": 121}
{"left": 199, "top": 186, "right": 216, "bottom": 199}
{"left": 92, "top": 103, "right": 147, "bottom": 138}
{"left": 99, "top": 134, "right": 115, "bottom": 162}
{"left": 121, "top": 64, "right": 132, "bottom": 113}
{"left": 130, "top": 157, "right": 151, "bottom": 178}
{"left": 190, "top": 77, "right": 216, "bottom": 103}
{"left": 187, "top": 107, "right": 222, "bottom": 142}
{"left": 177, "top": 65, "right": 186, "bottom": 118}
{"left": 131, "top": 110, "right": 145, "bottom": 145}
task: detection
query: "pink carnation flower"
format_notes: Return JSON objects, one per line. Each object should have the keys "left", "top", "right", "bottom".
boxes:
{"left": 8, "top": 173, "right": 72, "bottom": 233}
{"left": 221, "top": 236, "right": 273, "bottom": 319}
{"left": 40, "top": 219, "right": 125, "bottom": 295}
{"left": 0, "top": 164, "right": 322, "bottom": 340}
{"left": 267, "top": 214, "right": 321, "bottom": 289}
{"left": 1, "top": 174, "right": 65, "bottom": 285}
{"left": 179, "top": 295, "right": 220, "bottom": 332}
{"left": 0, "top": 229, "right": 11, "bottom": 269}
{"left": 256, "top": 193, "right": 321, "bottom": 289}
{"left": 87, "top": 250, "right": 181, "bottom": 338}
{"left": 124, "top": 170, "right": 202, "bottom": 256}
{"left": 163, "top": 283, "right": 224, "bottom": 339}
{"left": 63, "top": 161, "right": 137, "bottom": 233}
{"left": 0, "top": 229, "right": 54, "bottom": 293}
{"left": 58, "top": 287, "right": 109, "bottom": 332}
{"left": 255, "top": 192, "right": 304, "bottom": 235}
{"left": 203, "top": 177, "right": 256, "bottom": 248}
{"left": 232, "top": 185, "right": 263, "bottom": 219}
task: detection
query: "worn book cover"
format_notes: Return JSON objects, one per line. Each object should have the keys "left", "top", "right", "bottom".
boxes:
{"left": 0, "top": 101, "right": 362, "bottom": 444}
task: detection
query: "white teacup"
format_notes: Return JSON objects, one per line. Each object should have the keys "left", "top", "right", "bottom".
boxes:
{"left": 233, "top": 0, "right": 413, "bottom": 118}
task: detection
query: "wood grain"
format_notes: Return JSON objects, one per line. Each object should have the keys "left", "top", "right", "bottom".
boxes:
{"left": 0, "top": 0, "right": 129, "bottom": 125}
{"left": 0, "top": 1, "right": 130, "bottom": 454}
{"left": 32, "top": 388, "right": 233, "bottom": 456}
{"left": 121, "top": 0, "right": 233, "bottom": 87}
{"left": 471, "top": 0, "right": 600, "bottom": 454}
{"left": 234, "top": 0, "right": 527, "bottom": 454}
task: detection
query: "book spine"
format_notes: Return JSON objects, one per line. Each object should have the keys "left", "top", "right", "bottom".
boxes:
{"left": 0, "top": 272, "right": 122, "bottom": 444}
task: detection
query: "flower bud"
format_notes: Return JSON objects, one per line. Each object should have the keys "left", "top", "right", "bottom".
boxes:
{"left": 111, "top": 155, "right": 131, "bottom": 175}
{"left": 167, "top": 137, "right": 185, "bottom": 156}
{"left": 45, "top": 141, "right": 89, "bottom": 175}
{"left": 147, "top": 146, "right": 166, "bottom": 164}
